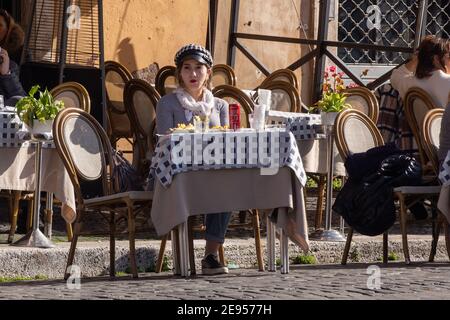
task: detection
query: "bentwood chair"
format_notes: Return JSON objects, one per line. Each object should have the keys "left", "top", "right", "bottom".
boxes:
{"left": 53, "top": 108, "right": 153, "bottom": 279}
{"left": 123, "top": 78, "right": 160, "bottom": 177}
{"left": 421, "top": 109, "right": 450, "bottom": 261}
{"left": 259, "top": 80, "right": 302, "bottom": 113}
{"left": 335, "top": 109, "right": 390, "bottom": 264}
{"left": 259, "top": 68, "right": 299, "bottom": 90}
{"left": 343, "top": 86, "right": 379, "bottom": 124}
{"left": 50, "top": 82, "right": 91, "bottom": 113}
{"left": 212, "top": 84, "right": 255, "bottom": 128}
{"left": 212, "top": 64, "right": 237, "bottom": 87}
{"left": 155, "top": 65, "right": 177, "bottom": 96}
{"left": 105, "top": 60, "right": 134, "bottom": 148}
{"left": 335, "top": 109, "right": 446, "bottom": 265}
{"left": 9, "top": 81, "right": 89, "bottom": 243}
{"left": 404, "top": 87, "right": 442, "bottom": 170}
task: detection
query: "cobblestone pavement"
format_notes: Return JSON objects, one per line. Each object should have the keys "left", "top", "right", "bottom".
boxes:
{"left": 1, "top": 262, "right": 450, "bottom": 300}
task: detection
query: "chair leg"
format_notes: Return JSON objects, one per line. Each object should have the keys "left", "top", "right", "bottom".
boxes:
{"left": 341, "top": 227, "right": 353, "bottom": 265}
{"left": 429, "top": 214, "right": 442, "bottom": 262}
{"left": 8, "top": 191, "right": 21, "bottom": 243}
{"left": 127, "top": 205, "right": 138, "bottom": 278}
{"left": 398, "top": 194, "right": 411, "bottom": 264}
{"left": 26, "top": 199, "right": 33, "bottom": 231}
{"left": 156, "top": 234, "right": 168, "bottom": 273}
{"left": 238, "top": 211, "right": 247, "bottom": 224}
{"left": 64, "top": 219, "right": 82, "bottom": 280}
{"left": 110, "top": 211, "right": 116, "bottom": 277}
{"left": 187, "top": 217, "right": 196, "bottom": 275}
{"left": 218, "top": 244, "right": 225, "bottom": 265}
{"left": 315, "top": 175, "right": 326, "bottom": 230}
{"left": 252, "top": 209, "right": 264, "bottom": 271}
{"left": 66, "top": 223, "right": 73, "bottom": 241}
{"left": 383, "top": 232, "right": 388, "bottom": 264}
{"left": 44, "top": 208, "right": 53, "bottom": 238}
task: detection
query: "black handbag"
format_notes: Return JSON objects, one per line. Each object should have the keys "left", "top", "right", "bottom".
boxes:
{"left": 111, "top": 149, "right": 144, "bottom": 192}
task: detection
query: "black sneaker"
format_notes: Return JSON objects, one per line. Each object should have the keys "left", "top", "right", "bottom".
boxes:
{"left": 201, "top": 254, "right": 229, "bottom": 275}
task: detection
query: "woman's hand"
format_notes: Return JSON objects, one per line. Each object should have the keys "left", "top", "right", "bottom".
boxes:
{"left": 0, "top": 47, "right": 11, "bottom": 75}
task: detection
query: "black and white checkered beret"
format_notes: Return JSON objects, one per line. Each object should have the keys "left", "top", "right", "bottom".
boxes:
{"left": 174, "top": 44, "right": 213, "bottom": 68}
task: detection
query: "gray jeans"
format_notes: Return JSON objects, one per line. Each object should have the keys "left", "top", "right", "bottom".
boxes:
{"left": 205, "top": 212, "right": 232, "bottom": 244}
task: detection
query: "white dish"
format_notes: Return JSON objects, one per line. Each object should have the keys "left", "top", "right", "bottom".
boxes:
{"left": 0, "top": 106, "right": 16, "bottom": 113}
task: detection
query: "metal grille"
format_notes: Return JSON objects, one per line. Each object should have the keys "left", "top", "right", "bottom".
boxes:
{"left": 25, "top": 0, "right": 100, "bottom": 67}
{"left": 426, "top": 0, "right": 450, "bottom": 39}
{"left": 338, "top": 0, "right": 417, "bottom": 64}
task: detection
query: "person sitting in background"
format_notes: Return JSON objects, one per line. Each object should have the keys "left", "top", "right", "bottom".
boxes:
{"left": 0, "top": 45, "right": 26, "bottom": 106}
{"left": 376, "top": 53, "right": 418, "bottom": 152}
{"left": 390, "top": 51, "right": 418, "bottom": 100}
{"left": 402, "top": 35, "right": 450, "bottom": 107}
{"left": 156, "top": 44, "right": 231, "bottom": 275}
{"left": 0, "top": 9, "right": 25, "bottom": 65}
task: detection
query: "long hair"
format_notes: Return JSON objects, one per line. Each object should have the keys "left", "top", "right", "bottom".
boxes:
{"left": 415, "top": 35, "right": 450, "bottom": 79}
{"left": 0, "top": 9, "right": 14, "bottom": 47}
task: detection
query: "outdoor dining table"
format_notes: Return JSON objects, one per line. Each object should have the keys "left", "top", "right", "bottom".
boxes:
{"left": 266, "top": 110, "right": 346, "bottom": 241}
{"left": 0, "top": 110, "right": 76, "bottom": 245}
{"left": 150, "top": 128, "right": 310, "bottom": 276}
{"left": 437, "top": 151, "right": 450, "bottom": 224}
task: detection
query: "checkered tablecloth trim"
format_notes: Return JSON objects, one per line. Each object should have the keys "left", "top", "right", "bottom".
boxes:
{"left": 439, "top": 150, "right": 450, "bottom": 186}
{"left": 0, "top": 113, "right": 54, "bottom": 148}
{"left": 151, "top": 129, "right": 306, "bottom": 188}
{"left": 266, "top": 111, "right": 322, "bottom": 140}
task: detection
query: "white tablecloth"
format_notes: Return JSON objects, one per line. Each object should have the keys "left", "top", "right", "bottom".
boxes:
{"left": 438, "top": 151, "right": 450, "bottom": 223}
{"left": 151, "top": 167, "right": 309, "bottom": 252}
{"left": 266, "top": 110, "right": 346, "bottom": 176}
{"left": 0, "top": 111, "right": 76, "bottom": 223}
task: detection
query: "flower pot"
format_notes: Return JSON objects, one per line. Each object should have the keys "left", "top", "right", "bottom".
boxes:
{"left": 320, "top": 111, "right": 339, "bottom": 126}
{"left": 28, "top": 119, "right": 54, "bottom": 136}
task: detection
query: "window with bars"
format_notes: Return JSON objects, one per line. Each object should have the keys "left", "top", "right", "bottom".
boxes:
{"left": 25, "top": 0, "right": 100, "bottom": 67}
{"left": 338, "top": 0, "right": 450, "bottom": 65}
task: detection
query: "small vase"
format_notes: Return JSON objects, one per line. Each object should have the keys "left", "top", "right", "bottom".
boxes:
{"left": 320, "top": 111, "right": 339, "bottom": 126}
{"left": 29, "top": 119, "right": 53, "bottom": 136}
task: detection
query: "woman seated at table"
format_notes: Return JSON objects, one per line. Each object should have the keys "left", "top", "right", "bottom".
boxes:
{"left": 390, "top": 51, "right": 418, "bottom": 100}
{"left": 401, "top": 35, "right": 450, "bottom": 107}
{"left": 0, "top": 45, "right": 25, "bottom": 106}
{"left": 0, "top": 9, "right": 26, "bottom": 106}
{"left": 156, "top": 44, "right": 231, "bottom": 275}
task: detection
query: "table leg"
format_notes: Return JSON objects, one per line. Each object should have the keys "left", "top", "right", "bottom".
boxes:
{"left": 171, "top": 229, "right": 180, "bottom": 275}
{"left": 44, "top": 192, "right": 54, "bottom": 239}
{"left": 177, "top": 222, "right": 190, "bottom": 277}
{"left": 309, "top": 124, "right": 345, "bottom": 242}
{"left": 12, "top": 141, "right": 55, "bottom": 248}
{"left": 280, "top": 229, "right": 289, "bottom": 274}
{"left": 266, "top": 215, "right": 276, "bottom": 272}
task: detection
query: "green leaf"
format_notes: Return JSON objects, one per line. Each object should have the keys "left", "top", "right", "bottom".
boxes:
{"left": 15, "top": 86, "right": 65, "bottom": 127}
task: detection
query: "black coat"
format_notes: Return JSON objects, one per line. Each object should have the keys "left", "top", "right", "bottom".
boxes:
{"left": 0, "top": 60, "right": 26, "bottom": 105}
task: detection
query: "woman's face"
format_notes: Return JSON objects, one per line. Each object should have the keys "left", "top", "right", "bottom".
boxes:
{"left": 180, "top": 59, "right": 210, "bottom": 93}
{"left": 444, "top": 52, "right": 450, "bottom": 74}
{"left": 0, "top": 16, "right": 8, "bottom": 42}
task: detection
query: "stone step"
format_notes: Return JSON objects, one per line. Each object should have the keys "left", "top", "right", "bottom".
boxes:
{"left": 0, "top": 235, "right": 448, "bottom": 279}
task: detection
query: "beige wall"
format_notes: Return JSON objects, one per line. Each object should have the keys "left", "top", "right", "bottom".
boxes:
{"left": 214, "top": 0, "right": 316, "bottom": 105}
{"left": 23, "top": 0, "right": 323, "bottom": 105}
{"left": 103, "top": 0, "right": 208, "bottom": 73}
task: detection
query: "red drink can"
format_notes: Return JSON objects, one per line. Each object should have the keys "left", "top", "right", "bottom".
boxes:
{"left": 229, "top": 103, "right": 241, "bottom": 130}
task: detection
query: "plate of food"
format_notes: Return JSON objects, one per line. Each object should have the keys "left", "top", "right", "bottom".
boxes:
{"left": 208, "top": 125, "right": 230, "bottom": 132}
{"left": 169, "top": 123, "right": 195, "bottom": 133}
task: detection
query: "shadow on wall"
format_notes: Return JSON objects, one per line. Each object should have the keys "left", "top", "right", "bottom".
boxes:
{"left": 117, "top": 37, "right": 137, "bottom": 74}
